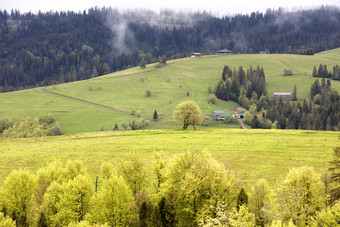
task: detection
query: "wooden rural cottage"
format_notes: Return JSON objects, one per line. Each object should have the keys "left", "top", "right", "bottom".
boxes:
{"left": 273, "top": 92, "right": 291, "bottom": 100}
{"left": 212, "top": 110, "right": 230, "bottom": 120}
{"left": 216, "top": 49, "right": 233, "bottom": 55}
{"left": 191, "top": 52, "right": 202, "bottom": 57}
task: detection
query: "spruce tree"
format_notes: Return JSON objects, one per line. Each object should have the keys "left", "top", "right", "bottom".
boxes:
{"left": 292, "top": 85, "right": 297, "bottom": 101}
{"left": 153, "top": 110, "right": 158, "bottom": 120}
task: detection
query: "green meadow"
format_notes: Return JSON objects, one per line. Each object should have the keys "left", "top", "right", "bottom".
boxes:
{"left": 0, "top": 129, "right": 338, "bottom": 188}
{"left": 1, "top": 49, "right": 340, "bottom": 133}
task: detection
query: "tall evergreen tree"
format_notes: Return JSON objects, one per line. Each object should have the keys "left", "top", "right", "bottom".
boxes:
{"left": 153, "top": 110, "right": 158, "bottom": 120}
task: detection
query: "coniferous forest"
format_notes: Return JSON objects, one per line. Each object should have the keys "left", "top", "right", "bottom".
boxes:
{"left": 1, "top": 6, "right": 340, "bottom": 91}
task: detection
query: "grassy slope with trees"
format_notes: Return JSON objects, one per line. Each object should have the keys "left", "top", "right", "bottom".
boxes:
{"left": 1, "top": 49, "right": 340, "bottom": 134}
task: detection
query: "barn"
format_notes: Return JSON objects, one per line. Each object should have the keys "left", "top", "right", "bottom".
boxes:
{"left": 274, "top": 92, "right": 291, "bottom": 100}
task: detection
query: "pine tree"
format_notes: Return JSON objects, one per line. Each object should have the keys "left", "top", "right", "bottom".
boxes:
{"left": 312, "top": 65, "right": 317, "bottom": 77}
{"left": 153, "top": 110, "right": 158, "bottom": 120}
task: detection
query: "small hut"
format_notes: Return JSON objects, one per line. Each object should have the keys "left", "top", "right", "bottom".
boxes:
{"left": 216, "top": 49, "right": 233, "bottom": 55}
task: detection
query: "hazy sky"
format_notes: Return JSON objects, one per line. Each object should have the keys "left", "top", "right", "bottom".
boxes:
{"left": 2, "top": 0, "right": 340, "bottom": 15}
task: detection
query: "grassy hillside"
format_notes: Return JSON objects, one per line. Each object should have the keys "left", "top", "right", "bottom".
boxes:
{"left": 1, "top": 49, "right": 340, "bottom": 134}
{"left": 0, "top": 129, "right": 338, "bottom": 188}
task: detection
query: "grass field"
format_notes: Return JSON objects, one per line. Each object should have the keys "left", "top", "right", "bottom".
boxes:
{"left": 1, "top": 49, "right": 340, "bottom": 134}
{"left": 0, "top": 129, "right": 338, "bottom": 189}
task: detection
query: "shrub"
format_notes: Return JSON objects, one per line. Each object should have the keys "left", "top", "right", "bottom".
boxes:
{"left": 146, "top": 90, "right": 151, "bottom": 97}
{"left": 208, "top": 94, "right": 217, "bottom": 104}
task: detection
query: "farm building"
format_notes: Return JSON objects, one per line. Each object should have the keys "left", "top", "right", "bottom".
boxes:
{"left": 216, "top": 49, "right": 233, "bottom": 55}
{"left": 233, "top": 111, "right": 245, "bottom": 119}
{"left": 191, "top": 52, "right": 202, "bottom": 57}
{"left": 212, "top": 110, "right": 230, "bottom": 120}
{"left": 273, "top": 92, "right": 291, "bottom": 100}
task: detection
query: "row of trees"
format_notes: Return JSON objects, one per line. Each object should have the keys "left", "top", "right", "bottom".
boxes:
{"left": 0, "top": 114, "right": 62, "bottom": 137}
{"left": 312, "top": 64, "right": 340, "bottom": 80}
{"left": 0, "top": 147, "right": 339, "bottom": 226}
{"left": 1, "top": 6, "right": 340, "bottom": 91}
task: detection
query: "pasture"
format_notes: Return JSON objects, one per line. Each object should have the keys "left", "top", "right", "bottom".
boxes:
{"left": 0, "top": 129, "right": 338, "bottom": 188}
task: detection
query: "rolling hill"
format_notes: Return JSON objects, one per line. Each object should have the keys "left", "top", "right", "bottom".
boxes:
{"left": 1, "top": 49, "right": 340, "bottom": 134}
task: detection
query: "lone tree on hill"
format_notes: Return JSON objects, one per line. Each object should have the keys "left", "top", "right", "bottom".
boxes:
{"left": 173, "top": 100, "right": 203, "bottom": 130}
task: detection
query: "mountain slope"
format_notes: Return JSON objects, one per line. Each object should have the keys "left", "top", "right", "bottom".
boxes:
{"left": 1, "top": 49, "right": 340, "bottom": 134}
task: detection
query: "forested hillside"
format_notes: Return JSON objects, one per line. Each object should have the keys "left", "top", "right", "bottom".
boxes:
{"left": 1, "top": 6, "right": 340, "bottom": 91}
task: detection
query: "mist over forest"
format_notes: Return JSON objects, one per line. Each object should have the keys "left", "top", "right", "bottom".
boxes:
{"left": 1, "top": 6, "right": 340, "bottom": 91}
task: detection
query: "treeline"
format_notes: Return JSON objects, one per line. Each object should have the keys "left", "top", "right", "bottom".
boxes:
{"left": 0, "top": 114, "right": 62, "bottom": 137}
{"left": 312, "top": 64, "right": 340, "bottom": 80}
{"left": 0, "top": 149, "right": 339, "bottom": 226}
{"left": 1, "top": 6, "right": 340, "bottom": 91}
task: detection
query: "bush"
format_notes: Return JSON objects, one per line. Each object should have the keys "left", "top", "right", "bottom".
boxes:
{"left": 1, "top": 114, "right": 62, "bottom": 138}
{"left": 208, "top": 94, "right": 217, "bottom": 104}
{"left": 146, "top": 90, "right": 151, "bottom": 97}
{"left": 130, "top": 109, "right": 136, "bottom": 115}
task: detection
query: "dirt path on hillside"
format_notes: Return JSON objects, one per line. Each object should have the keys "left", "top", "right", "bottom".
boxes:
{"left": 238, "top": 118, "right": 247, "bottom": 129}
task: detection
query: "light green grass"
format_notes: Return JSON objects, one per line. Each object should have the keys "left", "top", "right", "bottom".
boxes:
{"left": 0, "top": 129, "right": 338, "bottom": 188}
{"left": 1, "top": 49, "right": 340, "bottom": 134}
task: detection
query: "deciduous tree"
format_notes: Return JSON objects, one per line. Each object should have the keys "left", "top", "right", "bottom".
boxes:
{"left": 173, "top": 101, "right": 203, "bottom": 130}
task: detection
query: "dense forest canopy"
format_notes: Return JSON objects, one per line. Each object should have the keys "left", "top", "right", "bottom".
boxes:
{"left": 1, "top": 6, "right": 340, "bottom": 91}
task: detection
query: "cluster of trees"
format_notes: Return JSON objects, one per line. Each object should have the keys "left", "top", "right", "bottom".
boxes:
{"left": 0, "top": 147, "right": 339, "bottom": 226}
{"left": 112, "top": 118, "right": 150, "bottom": 131}
{"left": 1, "top": 6, "right": 340, "bottom": 92}
{"left": 245, "top": 79, "right": 340, "bottom": 130}
{"left": 215, "top": 65, "right": 266, "bottom": 108}
{"left": 0, "top": 114, "right": 62, "bottom": 137}
{"left": 313, "top": 64, "right": 340, "bottom": 81}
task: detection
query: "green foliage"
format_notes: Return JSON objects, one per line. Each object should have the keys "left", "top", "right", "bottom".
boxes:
{"left": 328, "top": 141, "right": 340, "bottom": 203}
{"left": 86, "top": 175, "right": 133, "bottom": 226}
{"left": 1, "top": 170, "right": 36, "bottom": 226}
{"left": 250, "top": 178, "right": 273, "bottom": 226}
{"left": 0, "top": 114, "right": 62, "bottom": 138}
{"left": 146, "top": 90, "right": 151, "bottom": 97}
{"left": 208, "top": 93, "right": 217, "bottom": 104}
{"left": 162, "top": 151, "right": 240, "bottom": 226}
{"left": 140, "top": 58, "right": 146, "bottom": 69}
{"left": 276, "top": 166, "right": 326, "bottom": 226}
{"left": 153, "top": 152, "right": 167, "bottom": 193}
{"left": 200, "top": 203, "right": 254, "bottom": 227}
{"left": 236, "top": 188, "right": 248, "bottom": 210}
{"left": 173, "top": 100, "right": 203, "bottom": 129}
{"left": 284, "top": 68, "right": 293, "bottom": 76}
{"left": 315, "top": 200, "right": 340, "bottom": 226}
{"left": 43, "top": 175, "right": 94, "bottom": 226}
{"left": 0, "top": 212, "right": 16, "bottom": 227}
{"left": 119, "top": 153, "right": 147, "bottom": 196}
